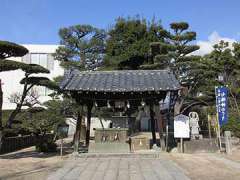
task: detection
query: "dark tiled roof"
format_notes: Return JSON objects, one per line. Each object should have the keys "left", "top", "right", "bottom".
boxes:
{"left": 60, "top": 69, "right": 180, "bottom": 92}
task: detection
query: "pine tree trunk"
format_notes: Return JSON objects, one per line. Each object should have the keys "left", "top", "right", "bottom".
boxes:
{"left": 7, "top": 105, "right": 22, "bottom": 127}
{"left": 174, "top": 99, "right": 184, "bottom": 116}
{"left": 74, "top": 110, "right": 82, "bottom": 152}
{"left": 7, "top": 76, "right": 29, "bottom": 128}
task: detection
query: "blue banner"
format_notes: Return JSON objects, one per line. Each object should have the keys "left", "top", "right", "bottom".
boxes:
{"left": 215, "top": 86, "right": 228, "bottom": 127}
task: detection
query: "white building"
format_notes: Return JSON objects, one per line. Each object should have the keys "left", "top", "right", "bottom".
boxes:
{"left": 0, "top": 44, "right": 64, "bottom": 110}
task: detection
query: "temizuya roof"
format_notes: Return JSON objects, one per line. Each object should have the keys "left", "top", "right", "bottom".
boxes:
{"left": 60, "top": 69, "right": 180, "bottom": 93}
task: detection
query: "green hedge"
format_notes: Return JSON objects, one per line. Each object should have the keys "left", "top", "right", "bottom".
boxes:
{"left": 222, "top": 117, "right": 240, "bottom": 138}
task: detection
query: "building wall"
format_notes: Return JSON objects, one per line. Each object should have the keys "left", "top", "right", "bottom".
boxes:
{"left": 0, "top": 44, "right": 64, "bottom": 110}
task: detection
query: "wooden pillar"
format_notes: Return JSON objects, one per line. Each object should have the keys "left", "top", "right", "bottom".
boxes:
{"left": 86, "top": 103, "right": 93, "bottom": 147}
{"left": 158, "top": 111, "right": 166, "bottom": 151}
{"left": 155, "top": 105, "right": 165, "bottom": 150}
{"left": 150, "top": 104, "right": 157, "bottom": 145}
{"left": 126, "top": 110, "right": 133, "bottom": 135}
{"left": 74, "top": 109, "right": 82, "bottom": 153}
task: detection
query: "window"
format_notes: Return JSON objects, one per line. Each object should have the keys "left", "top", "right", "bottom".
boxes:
{"left": 31, "top": 54, "right": 40, "bottom": 64}
{"left": 22, "top": 53, "right": 54, "bottom": 70}
{"left": 39, "top": 54, "right": 48, "bottom": 68}
{"left": 47, "top": 54, "right": 54, "bottom": 70}
{"left": 22, "top": 54, "right": 30, "bottom": 63}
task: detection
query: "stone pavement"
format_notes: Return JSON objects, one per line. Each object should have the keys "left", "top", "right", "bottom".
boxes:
{"left": 47, "top": 154, "right": 190, "bottom": 180}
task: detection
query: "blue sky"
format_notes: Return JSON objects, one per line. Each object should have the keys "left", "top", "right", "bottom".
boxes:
{"left": 0, "top": 0, "right": 240, "bottom": 47}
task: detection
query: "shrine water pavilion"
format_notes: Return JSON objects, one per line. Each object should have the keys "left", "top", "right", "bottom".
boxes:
{"left": 60, "top": 69, "right": 181, "bottom": 153}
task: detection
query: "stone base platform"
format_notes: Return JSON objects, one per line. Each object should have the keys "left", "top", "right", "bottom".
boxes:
{"left": 88, "top": 142, "right": 130, "bottom": 153}
{"left": 182, "top": 138, "right": 219, "bottom": 153}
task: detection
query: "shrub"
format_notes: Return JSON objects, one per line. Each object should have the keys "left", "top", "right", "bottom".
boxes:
{"left": 35, "top": 141, "right": 57, "bottom": 153}
{"left": 222, "top": 115, "right": 240, "bottom": 138}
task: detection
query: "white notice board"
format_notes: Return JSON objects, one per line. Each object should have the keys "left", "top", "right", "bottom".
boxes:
{"left": 174, "top": 114, "right": 190, "bottom": 138}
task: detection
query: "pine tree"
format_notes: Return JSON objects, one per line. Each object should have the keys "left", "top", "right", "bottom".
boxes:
{"left": 195, "top": 40, "right": 240, "bottom": 137}
{"left": 202, "top": 41, "right": 240, "bottom": 116}
{"left": 104, "top": 17, "right": 164, "bottom": 70}
{"left": 141, "top": 22, "right": 201, "bottom": 114}
{"left": 6, "top": 64, "right": 59, "bottom": 128}
{"left": 54, "top": 25, "right": 106, "bottom": 70}
{"left": 0, "top": 41, "right": 29, "bottom": 150}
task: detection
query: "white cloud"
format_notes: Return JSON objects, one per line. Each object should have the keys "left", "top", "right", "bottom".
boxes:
{"left": 193, "top": 31, "right": 236, "bottom": 56}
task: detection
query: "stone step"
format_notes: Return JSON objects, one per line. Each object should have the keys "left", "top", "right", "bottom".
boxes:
{"left": 76, "top": 152, "right": 163, "bottom": 158}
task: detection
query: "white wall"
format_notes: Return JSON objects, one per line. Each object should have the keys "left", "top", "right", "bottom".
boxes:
{"left": 0, "top": 44, "right": 64, "bottom": 110}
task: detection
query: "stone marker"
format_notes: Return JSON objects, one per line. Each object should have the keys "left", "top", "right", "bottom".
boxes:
{"left": 224, "top": 131, "right": 232, "bottom": 155}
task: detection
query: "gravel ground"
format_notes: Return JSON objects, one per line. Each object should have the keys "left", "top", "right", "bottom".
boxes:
{"left": 167, "top": 151, "right": 240, "bottom": 180}
{"left": 0, "top": 147, "right": 68, "bottom": 180}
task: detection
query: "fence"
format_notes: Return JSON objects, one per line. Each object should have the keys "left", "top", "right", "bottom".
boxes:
{"left": 0, "top": 134, "right": 54, "bottom": 154}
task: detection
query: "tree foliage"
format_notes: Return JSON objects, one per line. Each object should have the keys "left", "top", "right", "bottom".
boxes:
{"left": 20, "top": 100, "right": 65, "bottom": 134}
{"left": 6, "top": 64, "right": 57, "bottom": 128}
{"left": 20, "top": 100, "right": 65, "bottom": 152}
{"left": 104, "top": 17, "right": 164, "bottom": 70}
{"left": 0, "top": 40, "right": 29, "bottom": 150}
{"left": 141, "top": 22, "right": 201, "bottom": 114}
{"left": 20, "top": 76, "right": 59, "bottom": 91}
{"left": 200, "top": 41, "right": 240, "bottom": 115}
{"left": 0, "top": 60, "right": 28, "bottom": 72}
{"left": 0, "top": 40, "right": 28, "bottom": 59}
{"left": 54, "top": 25, "right": 106, "bottom": 70}
{"left": 0, "top": 41, "right": 29, "bottom": 134}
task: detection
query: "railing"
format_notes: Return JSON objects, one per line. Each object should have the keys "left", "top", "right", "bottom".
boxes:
{"left": 0, "top": 134, "right": 53, "bottom": 154}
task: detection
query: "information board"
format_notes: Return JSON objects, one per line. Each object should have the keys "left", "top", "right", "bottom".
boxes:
{"left": 174, "top": 114, "right": 190, "bottom": 138}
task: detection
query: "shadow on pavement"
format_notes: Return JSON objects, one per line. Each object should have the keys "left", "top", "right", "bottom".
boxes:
{"left": 0, "top": 140, "right": 75, "bottom": 159}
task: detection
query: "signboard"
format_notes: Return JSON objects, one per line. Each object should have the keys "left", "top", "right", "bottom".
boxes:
{"left": 215, "top": 86, "right": 228, "bottom": 126}
{"left": 174, "top": 114, "right": 190, "bottom": 138}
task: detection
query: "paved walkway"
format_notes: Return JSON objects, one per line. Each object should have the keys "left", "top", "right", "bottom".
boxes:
{"left": 47, "top": 154, "right": 190, "bottom": 180}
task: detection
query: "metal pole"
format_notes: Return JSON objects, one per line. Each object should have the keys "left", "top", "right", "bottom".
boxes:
{"left": 215, "top": 87, "right": 222, "bottom": 151}
{"left": 60, "top": 138, "right": 63, "bottom": 156}
{"left": 166, "top": 125, "right": 169, "bottom": 151}
{"left": 217, "top": 116, "right": 223, "bottom": 151}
